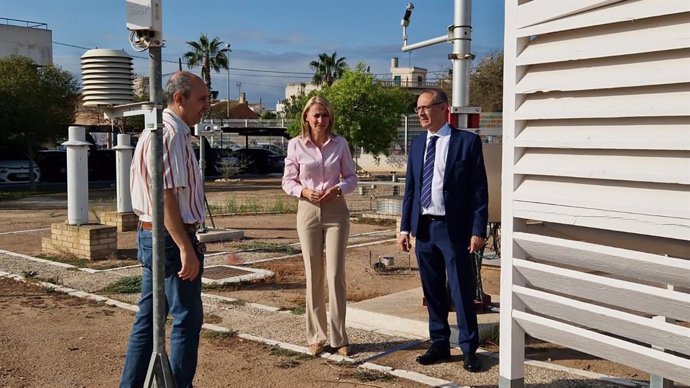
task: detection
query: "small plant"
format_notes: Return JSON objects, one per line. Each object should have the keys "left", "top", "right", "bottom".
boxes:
{"left": 290, "top": 305, "right": 306, "bottom": 315}
{"left": 267, "top": 345, "right": 311, "bottom": 361}
{"left": 239, "top": 241, "right": 297, "bottom": 254}
{"left": 37, "top": 276, "right": 63, "bottom": 285}
{"left": 274, "top": 359, "right": 299, "bottom": 369}
{"left": 202, "top": 330, "right": 237, "bottom": 340}
{"left": 204, "top": 313, "right": 223, "bottom": 324}
{"left": 0, "top": 191, "right": 34, "bottom": 202}
{"left": 100, "top": 275, "right": 142, "bottom": 293}
{"left": 342, "top": 369, "right": 394, "bottom": 383}
{"left": 269, "top": 197, "right": 297, "bottom": 213}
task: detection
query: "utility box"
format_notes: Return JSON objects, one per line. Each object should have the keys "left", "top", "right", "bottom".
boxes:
{"left": 126, "top": 0, "right": 163, "bottom": 45}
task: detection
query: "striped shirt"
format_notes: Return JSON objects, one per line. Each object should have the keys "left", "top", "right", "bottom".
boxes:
{"left": 130, "top": 109, "right": 205, "bottom": 224}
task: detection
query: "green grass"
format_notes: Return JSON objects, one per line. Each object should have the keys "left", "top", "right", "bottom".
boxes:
{"left": 202, "top": 330, "right": 238, "bottom": 340}
{"left": 346, "top": 369, "right": 395, "bottom": 383}
{"left": 0, "top": 191, "right": 35, "bottom": 202}
{"left": 208, "top": 196, "right": 297, "bottom": 215}
{"left": 290, "top": 305, "right": 306, "bottom": 315}
{"left": 36, "top": 254, "right": 90, "bottom": 268}
{"left": 267, "top": 345, "right": 311, "bottom": 361}
{"left": 238, "top": 241, "right": 297, "bottom": 254}
{"left": 100, "top": 275, "right": 141, "bottom": 293}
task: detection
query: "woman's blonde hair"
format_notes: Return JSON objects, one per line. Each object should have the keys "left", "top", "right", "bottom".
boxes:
{"left": 300, "top": 95, "right": 335, "bottom": 139}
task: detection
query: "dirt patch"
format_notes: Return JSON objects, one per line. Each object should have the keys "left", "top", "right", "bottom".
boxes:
{"left": 0, "top": 277, "right": 424, "bottom": 387}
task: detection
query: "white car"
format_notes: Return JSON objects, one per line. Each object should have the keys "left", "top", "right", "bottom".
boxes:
{"left": 0, "top": 148, "right": 41, "bottom": 183}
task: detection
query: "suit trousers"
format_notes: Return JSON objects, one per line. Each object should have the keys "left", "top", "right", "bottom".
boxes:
{"left": 296, "top": 195, "right": 350, "bottom": 347}
{"left": 415, "top": 216, "right": 479, "bottom": 355}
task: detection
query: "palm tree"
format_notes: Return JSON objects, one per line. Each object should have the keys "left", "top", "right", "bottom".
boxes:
{"left": 184, "top": 33, "right": 229, "bottom": 93}
{"left": 309, "top": 52, "right": 348, "bottom": 86}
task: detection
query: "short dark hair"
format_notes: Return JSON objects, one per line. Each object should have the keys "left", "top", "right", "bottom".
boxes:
{"left": 420, "top": 88, "right": 448, "bottom": 104}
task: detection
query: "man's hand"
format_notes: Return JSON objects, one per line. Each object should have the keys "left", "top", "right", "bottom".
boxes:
{"left": 468, "top": 235, "right": 486, "bottom": 254}
{"left": 397, "top": 233, "right": 411, "bottom": 252}
{"left": 178, "top": 246, "right": 200, "bottom": 281}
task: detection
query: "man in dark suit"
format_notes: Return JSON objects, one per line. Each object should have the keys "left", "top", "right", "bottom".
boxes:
{"left": 397, "top": 88, "right": 488, "bottom": 372}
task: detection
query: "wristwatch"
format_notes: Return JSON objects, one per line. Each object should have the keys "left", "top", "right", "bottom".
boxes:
{"left": 336, "top": 186, "right": 343, "bottom": 196}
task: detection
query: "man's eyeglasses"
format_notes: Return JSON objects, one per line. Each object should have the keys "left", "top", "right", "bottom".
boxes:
{"left": 414, "top": 101, "right": 444, "bottom": 113}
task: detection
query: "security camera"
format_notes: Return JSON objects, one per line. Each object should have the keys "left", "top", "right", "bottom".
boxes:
{"left": 401, "top": 3, "right": 414, "bottom": 27}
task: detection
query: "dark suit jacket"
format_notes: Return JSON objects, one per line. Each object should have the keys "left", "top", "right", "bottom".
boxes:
{"left": 400, "top": 126, "right": 488, "bottom": 244}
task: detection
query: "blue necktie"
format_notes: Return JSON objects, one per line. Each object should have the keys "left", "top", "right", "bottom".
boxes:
{"left": 420, "top": 136, "right": 438, "bottom": 209}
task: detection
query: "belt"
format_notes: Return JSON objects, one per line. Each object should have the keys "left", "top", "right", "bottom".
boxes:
{"left": 138, "top": 221, "right": 199, "bottom": 233}
{"left": 421, "top": 214, "right": 446, "bottom": 222}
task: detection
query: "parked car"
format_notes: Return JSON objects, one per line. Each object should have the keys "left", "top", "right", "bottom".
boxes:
{"left": 251, "top": 143, "right": 286, "bottom": 156}
{"left": 227, "top": 148, "right": 285, "bottom": 174}
{"left": 0, "top": 148, "right": 41, "bottom": 183}
{"left": 213, "top": 148, "right": 236, "bottom": 175}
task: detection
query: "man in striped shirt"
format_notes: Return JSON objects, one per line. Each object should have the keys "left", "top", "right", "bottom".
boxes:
{"left": 121, "top": 71, "right": 209, "bottom": 388}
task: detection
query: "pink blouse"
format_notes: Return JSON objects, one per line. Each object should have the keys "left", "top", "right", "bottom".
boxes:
{"left": 282, "top": 135, "right": 358, "bottom": 198}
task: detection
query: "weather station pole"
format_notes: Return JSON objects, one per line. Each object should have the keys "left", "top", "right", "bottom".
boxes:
{"left": 400, "top": 0, "right": 478, "bottom": 128}
{"left": 225, "top": 43, "right": 231, "bottom": 120}
{"left": 125, "top": 0, "right": 175, "bottom": 386}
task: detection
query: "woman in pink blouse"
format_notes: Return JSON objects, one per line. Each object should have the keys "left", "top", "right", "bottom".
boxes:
{"left": 282, "top": 95, "right": 358, "bottom": 357}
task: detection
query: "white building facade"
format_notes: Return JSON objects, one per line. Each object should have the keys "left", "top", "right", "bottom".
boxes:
{"left": 0, "top": 19, "right": 52, "bottom": 66}
{"left": 500, "top": 1, "right": 690, "bottom": 387}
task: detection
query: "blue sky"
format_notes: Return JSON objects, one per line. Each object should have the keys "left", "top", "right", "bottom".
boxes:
{"left": 2, "top": 0, "right": 504, "bottom": 109}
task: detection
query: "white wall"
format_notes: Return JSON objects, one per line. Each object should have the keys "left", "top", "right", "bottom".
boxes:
{"left": 500, "top": 1, "right": 690, "bottom": 386}
{"left": 0, "top": 24, "right": 52, "bottom": 66}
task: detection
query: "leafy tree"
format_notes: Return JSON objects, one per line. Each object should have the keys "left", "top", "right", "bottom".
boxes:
{"left": 260, "top": 110, "right": 277, "bottom": 120}
{"left": 184, "top": 33, "right": 229, "bottom": 93}
{"left": 282, "top": 87, "right": 318, "bottom": 136}
{"left": 0, "top": 55, "right": 79, "bottom": 184}
{"left": 323, "top": 64, "right": 411, "bottom": 156}
{"left": 470, "top": 51, "right": 503, "bottom": 112}
{"left": 436, "top": 51, "right": 503, "bottom": 112}
{"left": 309, "top": 52, "right": 348, "bottom": 87}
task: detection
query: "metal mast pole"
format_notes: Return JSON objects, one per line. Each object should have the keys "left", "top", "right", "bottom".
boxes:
{"left": 144, "top": 31, "right": 176, "bottom": 388}
{"left": 452, "top": 0, "right": 472, "bottom": 128}
{"left": 226, "top": 43, "right": 231, "bottom": 119}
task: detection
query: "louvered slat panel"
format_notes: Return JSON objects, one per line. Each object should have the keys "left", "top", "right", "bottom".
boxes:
{"left": 514, "top": 259, "right": 690, "bottom": 321}
{"left": 516, "top": 0, "right": 622, "bottom": 29}
{"left": 514, "top": 201, "right": 689, "bottom": 240}
{"left": 514, "top": 286, "right": 690, "bottom": 355}
{"left": 518, "top": 0, "right": 690, "bottom": 37}
{"left": 514, "top": 117, "right": 690, "bottom": 150}
{"left": 515, "top": 50, "right": 690, "bottom": 93}
{"left": 514, "top": 84, "right": 690, "bottom": 120}
{"left": 513, "top": 232, "right": 690, "bottom": 287}
{"left": 513, "top": 177, "right": 690, "bottom": 219}
{"left": 513, "top": 310, "right": 690, "bottom": 383}
{"left": 514, "top": 149, "right": 690, "bottom": 184}
{"left": 516, "top": 13, "right": 690, "bottom": 66}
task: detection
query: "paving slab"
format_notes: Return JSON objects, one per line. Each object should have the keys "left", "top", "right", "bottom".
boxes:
{"left": 347, "top": 287, "right": 499, "bottom": 346}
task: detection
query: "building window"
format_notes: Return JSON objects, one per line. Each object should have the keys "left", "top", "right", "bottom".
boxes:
{"left": 394, "top": 75, "right": 401, "bottom": 86}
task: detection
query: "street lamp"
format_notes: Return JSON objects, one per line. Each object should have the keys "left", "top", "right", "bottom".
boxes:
{"left": 225, "top": 43, "right": 231, "bottom": 119}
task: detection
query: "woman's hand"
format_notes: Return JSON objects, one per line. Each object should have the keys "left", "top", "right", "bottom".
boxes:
{"left": 318, "top": 186, "right": 342, "bottom": 203}
{"left": 301, "top": 188, "right": 323, "bottom": 203}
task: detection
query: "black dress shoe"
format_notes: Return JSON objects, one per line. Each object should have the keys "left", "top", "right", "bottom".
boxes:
{"left": 463, "top": 353, "right": 481, "bottom": 372}
{"left": 415, "top": 345, "right": 451, "bottom": 365}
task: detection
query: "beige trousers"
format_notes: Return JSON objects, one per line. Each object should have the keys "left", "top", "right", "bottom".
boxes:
{"left": 296, "top": 195, "right": 350, "bottom": 347}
